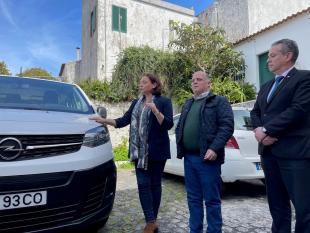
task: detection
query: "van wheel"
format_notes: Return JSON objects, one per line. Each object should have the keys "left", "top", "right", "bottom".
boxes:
{"left": 260, "top": 178, "right": 265, "bottom": 185}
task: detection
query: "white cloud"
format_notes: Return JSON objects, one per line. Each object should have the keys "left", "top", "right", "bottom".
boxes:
{"left": 26, "top": 34, "right": 71, "bottom": 73}
{"left": 0, "top": 0, "right": 81, "bottom": 76}
{"left": 0, "top": 1, "right": 18, "bottom": 29}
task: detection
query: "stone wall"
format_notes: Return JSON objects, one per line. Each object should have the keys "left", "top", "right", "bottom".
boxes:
{"left": 97, "top": 100, "right": 180, "bottom": 147}
{"left": 248, "top": 0, "right": 310, "bottom": 35}
{"left": 62, "top": 0, "right": 195, "bottom": 82}
{"left": 91, "top": 0, "right": 195, "bottom": 81}
{"left": 199, "top": 0, "right": 249, "bottom": 43}
{"left": 198, "top": 0, "right": 310, "bottom": 43}
{"left": 96, "top": 101, "right": 131, "bottom": 147}
{"left": 80, "top": 0, "right": 98, "bottom": 81}
{"left": 101, "top": 99, "right": 257, "bottom": 148}
{"left": 61, "top": 61, "right": 81, "bottom": 83}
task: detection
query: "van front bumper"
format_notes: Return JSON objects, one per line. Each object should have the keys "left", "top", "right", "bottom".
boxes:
{"left": 0, "top": 159, "right": 116, "bottom": 233}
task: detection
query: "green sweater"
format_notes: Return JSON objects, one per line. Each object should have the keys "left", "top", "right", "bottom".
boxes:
{"left": 182, "top": 98, "right": 204, "bottom": 153}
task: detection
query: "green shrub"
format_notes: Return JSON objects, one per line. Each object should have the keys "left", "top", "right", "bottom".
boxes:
{"left": 211, "top": 77, "right": 245, "bottom": 104}
{"left": 77, "top": 79, "right": 124, "bottom": 103}
{"left": 241, "top": 82, "right": 256, "bottom": 101}
{"left": 113, "top": 137, "right": 129, "bottom": 161}
{"left": 117, "top": 162, "right": 134, "bottom": 170}
{"left": 111, "top": 46, "right": 197, "bottom": 101}
{"left": 173, "top": 88, "right": 192, "bottom": 107}
{"left": 77, "top": 43, "right": 256, "bottom": 106}
{"left": 173, "top": 77, "right": 248, "bottom": 107}
{"left": 111, "top": 46, "right": 160, "bottom": 101}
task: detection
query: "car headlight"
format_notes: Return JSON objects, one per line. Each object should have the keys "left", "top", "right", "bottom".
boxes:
{"left": 83, "top": 126, "right": 110, "bottom": 147}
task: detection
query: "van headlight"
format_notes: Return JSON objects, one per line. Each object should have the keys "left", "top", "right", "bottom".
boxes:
{"left": 83, "top": 126, "right": 110, "bottom": 147}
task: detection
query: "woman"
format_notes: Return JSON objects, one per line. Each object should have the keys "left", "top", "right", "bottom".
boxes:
{"left": 90, "top": 73, "right": 173, "bottom": 233}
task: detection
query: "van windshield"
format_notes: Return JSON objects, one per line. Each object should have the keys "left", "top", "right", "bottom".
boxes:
{"left": 0, "top": 76, "right": 94, "bottom": 114}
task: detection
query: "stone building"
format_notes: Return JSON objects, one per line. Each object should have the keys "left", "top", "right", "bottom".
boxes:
{"left": 198, "top": 0, "right": 310, "bottom": 43}
{"left": 60, "top": 0, "right": 195, "bottom": 83}
{"left": 198, "top": 0, "right": 310, "bottom": 91}
{"left": 234, "top": 7, "right": 310, "bottom": 90}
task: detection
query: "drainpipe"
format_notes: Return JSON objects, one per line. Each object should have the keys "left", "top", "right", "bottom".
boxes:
{"left": 76, "top": 47, "right": 81, "bottom": 61}
{"left": 104, "top": 0, "right": 107, "bottom": 80}
{"left": 214, "top": 1, "right": 219, "bottom": 28}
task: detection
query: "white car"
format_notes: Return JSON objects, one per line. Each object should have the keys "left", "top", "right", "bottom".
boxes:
{"left": 165, "top": 107, "right": 264, "bottom": 183}
{"left": 0, "top": 76, "right": 116, "bottom": 232}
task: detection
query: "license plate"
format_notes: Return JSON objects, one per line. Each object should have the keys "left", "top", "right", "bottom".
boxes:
{"left": 0, "top": 191, "right": 47, "bottom": 210}
{"left": 255, "top": 162, "right": 262, "bottom": 171}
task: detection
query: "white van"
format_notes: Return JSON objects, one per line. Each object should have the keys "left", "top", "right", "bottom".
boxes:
{"left": 0, "top": 76, "right": 116, "bottom": 232}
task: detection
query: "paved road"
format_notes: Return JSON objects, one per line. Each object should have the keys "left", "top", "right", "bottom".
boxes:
{"left": 99, "top": 169, "right": 292, "bottom": 233}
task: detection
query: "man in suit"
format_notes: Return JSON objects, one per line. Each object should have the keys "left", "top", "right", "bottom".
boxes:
{"left": 251, "top": 39, "right": 310, "bottom": 233}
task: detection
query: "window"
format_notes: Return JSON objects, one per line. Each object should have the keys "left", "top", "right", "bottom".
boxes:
{"left": 233, "top": 109, "right": 253, "bottom": 131}
{"left": 90, "top": 5, "right": 96, "bottom": 37}
{"left": 112, "top": 5, "right": 127, "bottom": 33}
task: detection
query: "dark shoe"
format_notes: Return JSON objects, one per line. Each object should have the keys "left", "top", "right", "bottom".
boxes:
{"left": 143, "top": 222, "right": 158, "bottom": 233}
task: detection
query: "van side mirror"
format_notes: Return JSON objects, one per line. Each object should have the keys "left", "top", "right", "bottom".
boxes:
{"left": 97, "top": 107, "right": 107, "bottom": 118}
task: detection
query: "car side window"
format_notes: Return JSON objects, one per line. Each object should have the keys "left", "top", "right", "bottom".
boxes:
{"left": 233, "top": 110, "right": 253, "bottom": 130}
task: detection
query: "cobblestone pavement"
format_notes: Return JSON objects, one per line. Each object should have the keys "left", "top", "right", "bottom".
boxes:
{"left": 98, "top": 169, "right": 291, "bottom": 233}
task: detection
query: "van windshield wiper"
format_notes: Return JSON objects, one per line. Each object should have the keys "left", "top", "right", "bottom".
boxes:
{"left": 22, "top": 107, "right": 47, "bottom": 110}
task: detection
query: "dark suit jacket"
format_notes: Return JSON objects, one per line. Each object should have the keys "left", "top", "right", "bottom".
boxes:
{"left": 175, "top": 93, "right": 234, "bottom": 164}
{"left": 115, "top": 95, "right": 173, "bottom": 161}
{"left": 250, "top": 68, "right": 310, "bottom": 159}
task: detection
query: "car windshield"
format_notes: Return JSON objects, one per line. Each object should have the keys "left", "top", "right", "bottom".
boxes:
{"left": 233, "top": 109, "right": 253, "bottom": 130}
{"left": 0, "top": 76, "right": 94, "bottom": 114}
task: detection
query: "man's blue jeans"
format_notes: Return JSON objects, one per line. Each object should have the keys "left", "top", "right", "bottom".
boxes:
{"left": 184, "top": 155, "right": 222, "bottom": 233}
{"left": 135, "top": 160, "right": 166, "bottom": 223}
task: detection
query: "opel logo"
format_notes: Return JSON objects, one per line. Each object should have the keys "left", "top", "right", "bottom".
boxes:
{"left": 0, "top": 137, "right": 23, "bottom": 161}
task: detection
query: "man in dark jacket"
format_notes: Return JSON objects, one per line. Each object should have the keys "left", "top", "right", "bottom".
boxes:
{"left": 251, "top": 39, "right": 310, "bottom": 233}
{"left": 176, "top": 71, "right": 234, "bottom": 233}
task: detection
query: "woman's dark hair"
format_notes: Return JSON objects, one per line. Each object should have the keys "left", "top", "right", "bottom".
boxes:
{"left": 143, "top": 73, "right": 162, "bottom": 96}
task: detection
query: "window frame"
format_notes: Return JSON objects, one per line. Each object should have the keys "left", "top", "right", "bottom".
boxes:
{"left": 90, "top": 5, "right": 97, "bottom": 37}
{"left": 112, "top": 5, "right": 127, "bottom": 33}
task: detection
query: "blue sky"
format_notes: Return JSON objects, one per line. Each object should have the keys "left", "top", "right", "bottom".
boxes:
{"left": 164, "top": 0, "right": 214, "bottom": 15}
{"left": 0, "top": 0, "right": 213, "bottom": 77}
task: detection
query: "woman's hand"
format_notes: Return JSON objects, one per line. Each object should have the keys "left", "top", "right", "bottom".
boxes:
{"left": 145, "top": 103, "right": 158, "bottom": 114}
{"left": 89, "top": 115, "right": 116, "bottom": 127}
{"left": 89, "top": 115, "right": 106, "bottom": 124}
{"left": 145, "top": 103, "right": 164, "bottom": 125}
